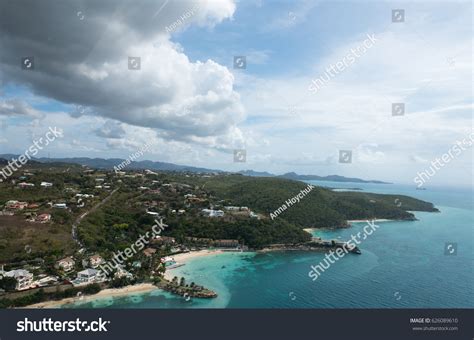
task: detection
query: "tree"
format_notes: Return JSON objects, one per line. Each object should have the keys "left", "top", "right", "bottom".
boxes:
{"left": 179, "top": 277, "right": 185, "bottom": 286}
{"left": 0, "top": 277, "right": 17, "bottom": 291}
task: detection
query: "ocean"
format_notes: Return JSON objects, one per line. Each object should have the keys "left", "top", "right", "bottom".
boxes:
{"left": 63, "top": 181, "right": 473, "bottom": 308}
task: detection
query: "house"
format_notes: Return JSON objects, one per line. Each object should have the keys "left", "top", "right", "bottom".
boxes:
{"left": 224, "top": 206, "right": 249, "bottom": 211}
{"left": 5, "top": 200, "right": 28, "bottom": 210}
{"left": 143, "top": 248, "right": 157, "bottom": 257}
{"left": 53, "top": 203, "right": 67, "bottom": 209}
{"left": 249, "top": 211, "right": 259, "bottom": 219}
{"left": 40, "top": 182, "right": 53, "bottom": 187}
{"left": 201, "top": 209, "right": 224, "bottom": 217}
{"left": 18, "top": 182, "right": 35, "bottom": 188}
{"left": 114, "top": 267, "right": 133, "bottom": 279}
{"left": 146, "top": 211, "right": 160, "bottom": 216}
{"left": 36, "top": 213, "right": 51, "bottom": 223}
{"left": 132, "top": 261, "right": 142, "bottom": 268}
{"left": 76, "top": 268, "right": 99, "bottom": 283}
{"left": 185, "top": 237, "right": 213, "bottom": 245}
{"left": 27, "top": 203, "right": 40, "bottom": 209}
{"left": 152, "top": 236, "right": 175, "bottom": 245}
{"left": 214, "top": 239, "right": 240, "bottom": 248}
{"left": 89, "top": 255, "right": 104, "bottom": 268}
{"left": 76, "top": 194, "right": 94, "bottom": 199}
{"left": 5, "top": 269, "right": 34, "bottom": 290}
{"left": 56, "top": 257, "right": 75, "bottom": 272}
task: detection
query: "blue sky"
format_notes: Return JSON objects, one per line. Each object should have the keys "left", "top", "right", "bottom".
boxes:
{"left": 0, "top": 0, "right": 472, "bottom": 187}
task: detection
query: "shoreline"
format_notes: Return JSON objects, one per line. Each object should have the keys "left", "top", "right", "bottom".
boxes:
{"left": 24, "top": 283, "right": 157, "bottom": 309}
{"left": 303, "top": 219, "right": 395, "bottom": 234}
{"left": 346, "top": 218, "right": 394, "bottom": 223}
{"left": 164, "top": 249, "right": 224, "bottom": 280}
{"left": 25, "top": 250, "right": 226, "bottom": 308}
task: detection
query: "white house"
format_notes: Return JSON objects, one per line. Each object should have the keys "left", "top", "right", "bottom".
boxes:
{"left": 40, "top": 182, "right": 53, "bottom": 187}
{"left": 53, "top": 203, "right": 67, "bottom": 209}
{"left": 77, "top": 268, "right": 99, "bottom": 283}
{"left": 201, "top": 209, "right": 224, "bottom": 217}
{"left": 5, "top": 269, "right": 34, "bottom": 290}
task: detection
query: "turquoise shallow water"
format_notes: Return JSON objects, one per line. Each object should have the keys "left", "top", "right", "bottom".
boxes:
{"left": 64, "top": 182, "right": 473, "bottom": 308}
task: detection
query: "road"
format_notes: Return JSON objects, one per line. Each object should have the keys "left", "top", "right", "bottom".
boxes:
{"left": 71, "top": 187, "right": 119, "bottom": 247}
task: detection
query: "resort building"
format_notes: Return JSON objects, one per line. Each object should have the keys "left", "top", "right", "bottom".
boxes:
{"left": 152, "top": 236, "right": 176, "bottom": 245}
{"left": 214, "top": 239, "right": 240, "bottom": 248}
{"left": 160, "top": 256, "right": 176, "bottom": 266}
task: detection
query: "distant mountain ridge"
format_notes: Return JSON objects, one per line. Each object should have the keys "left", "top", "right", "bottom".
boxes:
{"left": 0, "top": 154, "right": 390, "bottom": 184}
{"left": 277, "top": 172, "right": 390, "bottom": 184}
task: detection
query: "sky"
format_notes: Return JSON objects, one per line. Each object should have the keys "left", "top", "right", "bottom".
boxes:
{"left": 0, "top": 0, "right": 472, "bottom": 187}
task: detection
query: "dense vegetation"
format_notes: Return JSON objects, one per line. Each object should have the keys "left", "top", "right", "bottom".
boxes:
{"left": 196, "top": 176, "right": 438, "bottom": 227}
{"left": 0, "top": 163, "right": 439, "bottom": 260}
{"left": 0, "top": 284, "right": 101, "bottom": 308}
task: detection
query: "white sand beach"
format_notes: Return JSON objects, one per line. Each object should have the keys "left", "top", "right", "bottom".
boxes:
{"left": 25, "top": 283, "right": 157, "bottom": 309}
{"left": 164, "top": 249, "right": 223, "bottom": 280}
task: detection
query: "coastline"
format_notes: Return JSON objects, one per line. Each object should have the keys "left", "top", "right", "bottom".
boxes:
{"left": 24, "top": 250, "right": 225, "bottom": 308}
{"left": 164, "top": 249, "right": 224, "bottom": 280}
{"left": 303, "top": 219, "right": 394, "bottom": 235}
{"left": 346, "top": 218, "right": 393, "bottom": 223}
{"left": 24, "top": 283, "right": 157, "bottom": 309}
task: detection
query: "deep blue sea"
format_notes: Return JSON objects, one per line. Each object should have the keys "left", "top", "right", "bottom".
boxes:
{"left": 64, "top": 181, "right": 473, "bottom": 308}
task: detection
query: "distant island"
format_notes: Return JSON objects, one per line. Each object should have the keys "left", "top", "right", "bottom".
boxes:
{"left": 239, "top": 170, "right": 391, "bottom": 184}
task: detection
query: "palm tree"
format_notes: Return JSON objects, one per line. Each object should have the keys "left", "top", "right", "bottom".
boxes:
{"left": 180, "top": 277, "right": 185, "bottom": 286}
